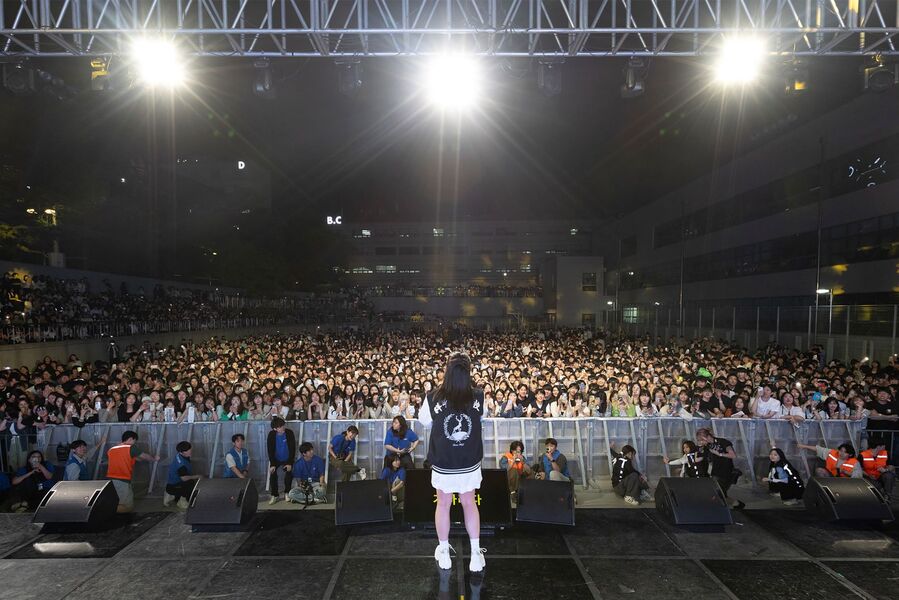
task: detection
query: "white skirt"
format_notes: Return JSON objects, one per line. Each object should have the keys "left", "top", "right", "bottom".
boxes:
{"left": 431, "top": 465, "right": 483, "bottom": 494}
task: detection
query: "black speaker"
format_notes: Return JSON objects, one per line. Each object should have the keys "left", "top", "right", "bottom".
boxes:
{"left": 515, "top": 478, "right": 575, "bottom": 526}
{"left": 335, "top": 479, "right": 394, "bottom": 526}
{"left": 33, "top": 481, "right": 119, "bottom": 527}
{"left": 804, "top": 477, "right": 894, "bottom": 522}
{"left": 403, "top": 469, "right": 513, "bottom": 528}
{"left": 184, "top": 478, "right": 258, "bottom": 526}
{"left": 654, "top": 477, "right": 734, "bottom": 526}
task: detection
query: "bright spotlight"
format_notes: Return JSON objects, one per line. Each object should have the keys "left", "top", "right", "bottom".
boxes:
{"left": 715, "top": 37, "right": 766, "bottom": 84}
{"left": 425, "top": 55, "right": 481, "bottom": 109}
{"left": 132, "top": 39, "right": 185, "bottom": 87}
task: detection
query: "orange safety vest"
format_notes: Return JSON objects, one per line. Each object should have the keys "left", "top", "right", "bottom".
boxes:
{"left": 825, "top": 450, "right": 858, "bottom": 477}
{"left": 503, "top": 452, "right": 525, "bottom": 473}
{"left": 106, "top": 444, "right": 137, "bottom": 481}
{"left": 860, "top": 449, "right": 889, "bottom": 479}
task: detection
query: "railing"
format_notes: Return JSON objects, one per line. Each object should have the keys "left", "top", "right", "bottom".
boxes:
{"left": 607, "top": 303, "right": 899, "bottom": 361}
{"left": 9, "top": 417, "right": 866, "bottom": 498}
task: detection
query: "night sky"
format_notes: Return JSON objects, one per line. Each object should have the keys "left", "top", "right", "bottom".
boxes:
{"left": 0, "top": 55, "right": 869, "bottom": 285}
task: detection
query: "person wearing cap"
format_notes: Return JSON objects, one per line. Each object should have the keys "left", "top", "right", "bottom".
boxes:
{"left": 106, "top": 430, "right": 160, "bottom": 513}
{"left": 164, "top": 441, "right": 203, "bottom": 509}
{"left": 860, "top": 437, "right": 895, "bottom": 501}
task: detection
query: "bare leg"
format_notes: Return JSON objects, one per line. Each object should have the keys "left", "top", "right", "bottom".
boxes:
{"left": 459, "top": 490, "right": 480, "bottom": 540}
{"left": 435, "top": 489, "right": 453, "bottom": 543}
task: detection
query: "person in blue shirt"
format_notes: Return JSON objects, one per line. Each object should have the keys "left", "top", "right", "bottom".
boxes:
{"left": 164, "top": 441, "right": 203, "bottom": 509}
{"left": 266, "top": 417, "right": 296, "bottom": 504}
{"left": 287, "top": 442, "right": 327, "bottom": 504}
{"left": 10, "top": 450, "right": 55, "bottom": 512}
{"left": 329, "top": 425, "right": 364, "bottom": 482}
{"left": 380, "top": 453, "right": 406, "bottom": 504}
{"left": 383, "top": 415, "right": 419, "bottom": 471}
{"left": 63, "top": 436, "right": 107, "bottom": 482}
{"left": 223, "top": 433, "right": 250, "bottom": 479}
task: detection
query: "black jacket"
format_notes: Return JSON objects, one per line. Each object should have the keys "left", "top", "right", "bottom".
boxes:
{"left": 266, "top": 428, "right": 297, "bottom": 466}
{"left": 425, "top": 390, "right": 484, "bottom": 476}
{"left": 610, "top": 448, "right": 639, "bottom": 487}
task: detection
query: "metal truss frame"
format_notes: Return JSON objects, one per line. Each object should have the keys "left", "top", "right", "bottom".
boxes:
{"left": 1, "top": 0, "right": 898, "bottom": 57}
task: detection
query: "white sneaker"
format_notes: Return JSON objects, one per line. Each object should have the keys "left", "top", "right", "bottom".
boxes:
{"left": 469, "top": 548, "right": 486, "bottom": 572}
{"left": 163, "top": 492, "right": 175, "bottom": 507}
{"left": 623, "top": 496, "right": 639, "bottom": 506}
{"left": 177, "top": 498, "right": 189, "bottom": 510}
{"left": 268, "top": 495, "right": 279, "bottom": 505}
{"left": 434, "top": 543, "right": 454, "bottom": 570}
{"left": 358, "top": 468, "right": 367, "bottom": 481}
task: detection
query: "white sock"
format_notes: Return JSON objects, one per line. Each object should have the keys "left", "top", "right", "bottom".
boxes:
{"left": 470, "top": 538, "right": 480, "bottom": 552}
{"left": 438, "top": 540, "right": 449, "bottom": 550}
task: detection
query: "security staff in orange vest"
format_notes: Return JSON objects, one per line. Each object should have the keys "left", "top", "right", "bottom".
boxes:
{"left": 106, "top": 430, "right": 160, "bottom": 513}
{"left": 498, "top": 440, "right": 532, "bottom": 497}
{"left": 798, "top": 442, "right": 862, "bottom": 479}
{"left": 860, "top": 437, "right": 895, "bottom": 501}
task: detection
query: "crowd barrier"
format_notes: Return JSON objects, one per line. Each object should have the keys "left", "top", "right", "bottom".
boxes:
{"left": 13, "top": 418, "right": 866, "bottom": 498}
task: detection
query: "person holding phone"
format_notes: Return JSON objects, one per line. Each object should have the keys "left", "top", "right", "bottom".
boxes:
{"left": 10, "top": 450, "right": 55, "bottom": 511}
{"left": 499, "top": 440, "right": 532, "bottom": 498}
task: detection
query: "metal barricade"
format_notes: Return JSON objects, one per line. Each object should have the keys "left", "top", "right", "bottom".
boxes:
{"left": 21, "top": 417, "right": 866, "bottom": 498}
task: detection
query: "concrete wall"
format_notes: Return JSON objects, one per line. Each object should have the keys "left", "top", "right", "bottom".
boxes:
{"left": 371, "top": 296, "right": 543, "bottom": 318}
{"left": 548, "top": 256, "right": 607, "bottom": 327}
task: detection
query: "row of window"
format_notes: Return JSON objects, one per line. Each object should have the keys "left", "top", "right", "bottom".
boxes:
{"left": 352, "top": 228, "right": 590, "bottom": 239}
{"left": 620, "top": 211, "right": 899, "bottom": 290}
{"left": 368, "top": 246, "right": 581, "bottom": 256}
{"left": 650, "top": 132, "right": 899, "bottom": 249}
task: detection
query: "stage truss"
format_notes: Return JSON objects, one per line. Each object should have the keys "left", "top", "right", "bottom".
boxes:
{"left": 1, "top": 0, "right": 898, "bottom": 57}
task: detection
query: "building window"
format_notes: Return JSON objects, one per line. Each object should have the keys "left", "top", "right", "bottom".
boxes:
{"left": 570, "top": 228, "right": 578, "bottom": 236}
{"left": 375, "top": 246, "right": 397, "bottom": 256}
{"left": 361, "top": 229, "right": 372, "bottom": 238}
{"left": 582, "top": 313, "right": 595, "bottom": 327}
{"left": 623, "top": 307, "right": 638, "bottom": 323}
{"left": 432, "top": 228, "right": 444, "bottom": 237}
{"left": 582, "top": 272, "right": 597, "bottom": 292}
{"left": 351, "top": 267, "right": 373, "bottom": 274}
{"left": 375, "top": 265, "right": 397, "bottom": 273}
{"left": 398, "top": 246, "right": 420, "bottom": 255}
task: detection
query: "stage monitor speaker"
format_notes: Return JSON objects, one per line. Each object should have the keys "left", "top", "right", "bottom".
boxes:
{"left": 33, "top": 480, "right": 119, "bottom": 527}
{"left": 403, "top": 469, "right": 512, "bottom": 527}
{"left": 804, "top": 477, "right": 894, "bottom": 522}
{"left": 335, "top": 479, "right": 394, "bottom": 526}
{"left": 515, "top": 478, "right": 575, "bottom": 526}
{"left": 184, "top": 478, "right": 258, "bottom": 526}
{"left": 654, "top": 477, "right": 734, "bottom": 526}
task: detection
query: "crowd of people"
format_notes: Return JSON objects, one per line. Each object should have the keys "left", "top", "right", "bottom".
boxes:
{"left": 0, "top": 328, "right": 895, "bottom": 510}
{"left": 0, "top": 272, "right": 372, "bottom": 344}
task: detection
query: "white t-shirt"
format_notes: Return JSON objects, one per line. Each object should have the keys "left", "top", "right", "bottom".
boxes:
{"left": 755, "top": 397, "right": 781, "bottom": 417}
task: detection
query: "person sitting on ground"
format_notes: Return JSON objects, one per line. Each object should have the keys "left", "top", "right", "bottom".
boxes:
{"left": 288, "top": 442, "right": 327, "bottom": 504}
{"left": 63, "top": 436, "right": 106, "bottom": 481}
{"left": 860, "top": 436, "right": 895, "bottom": 501}
{"left": 380, "top": 452, "right": 406, "bottom": 505}
{"left": 797, "top": 441, "right": 862, "bottom": 478}
{"left": 609, "top": 442, "right": 651, "bottom": 505}
{"left": 329, "top": 425, "right": 364, "bottom": 482}
{"left": 223, "top": 433, "right": 250, "bottom": 479}
{"left": 164, "top": 441, "right": 203, "bottom": 509}
{"left": 761, "top": 447, "right": 804, "bottom": 505}
{"left": 383, "top": 415, "right": 419, "bottom": 471}
{"left": 499, "top": 440, "right": 533, "bottom": 498}
{"left": 106, "top": 430, "right": 160, "bottom": 513}
{"left": 533, "top": 437, "right": 570, "bottom": 482}
{"left": 266, "top": 417, "right": 296, "bottom": 504}
{"left": 10, "top": 450, "right": 55, "bottom": 512}
{"left": 663, "top": 440, "right": 706, "bottom": 478}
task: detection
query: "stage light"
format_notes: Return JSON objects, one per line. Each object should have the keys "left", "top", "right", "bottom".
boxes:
{"left": 621, "top": 57, "right": 647, "bottom": 98}
{"left": 862, "top": 55, "right": 898, "bottom": 92}
{"left": 25, "top": 208, "right": 36, "bottom": 215}
{"left": 783, "top": 60, "right": 809, "bottom": 95}
{"left": 132, "top": 39, "right": 185, "bottom": 87}
{"left": 425, "top": 55, "right": 482, "bottom": 110}
{"left": 253, "top": 59, "right": 276, "bottom": 99}
{"left": 714, "top": 37, "right": 766, "bottom": 84}
{"left": 816, "top": 288, "right": 831, "bottom": 295}
{"left": 43, "top": 208, "right": 56, "bottom": 216}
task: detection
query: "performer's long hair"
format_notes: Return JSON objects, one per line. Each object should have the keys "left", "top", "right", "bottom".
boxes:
{"left": 434, "top": 352, "right": 474, "bottom": 413}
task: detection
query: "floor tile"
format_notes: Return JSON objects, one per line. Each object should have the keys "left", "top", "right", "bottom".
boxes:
{"left": 65, "top": 559, "right": 219, "bottom": 600}
{"left": 582, "top": 558, "right": 731, "bottom": 599}
{"left": 200, "top": 558, "right": 338, "bottom": 599}
{"left": 234, "top": 511, "right": 348, "bottom": 556}
{"left": 703, "top": 559, "right": 858, "bottom": 600}
{"left": 564, "top": 509, "right": 683, "bottom": 556}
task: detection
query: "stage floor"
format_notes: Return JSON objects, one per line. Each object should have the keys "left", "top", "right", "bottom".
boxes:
{"left": 1, "top": 507, "right": 898, "bottom": 600}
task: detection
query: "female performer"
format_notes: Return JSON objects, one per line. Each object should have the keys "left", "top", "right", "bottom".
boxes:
{"left": 418, "top": 352, "right": 486, "bottom": 573}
